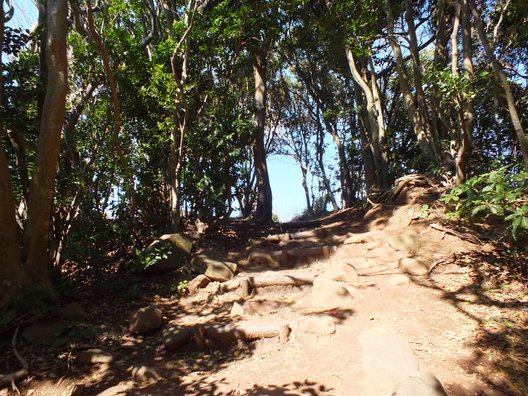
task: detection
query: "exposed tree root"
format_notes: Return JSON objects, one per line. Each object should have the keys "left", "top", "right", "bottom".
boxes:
{"left": 195, "top": 322, "right": 291, "bottom": 346}
{"left": 430, "top": 223, "right": 482, "bottom": 244}
{"left": 0, "top": 327, "right": 29, "bottom": 389}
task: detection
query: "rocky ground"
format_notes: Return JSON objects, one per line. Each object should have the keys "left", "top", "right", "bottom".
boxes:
{"left": 1, "top": 185, "right": 527, "bottom": 396}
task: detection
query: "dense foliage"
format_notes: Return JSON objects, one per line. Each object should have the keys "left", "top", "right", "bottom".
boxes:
{"left": 1, "top": 0, "right": 527, "bottom": 306}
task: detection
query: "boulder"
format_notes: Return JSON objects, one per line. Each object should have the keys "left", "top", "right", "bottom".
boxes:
{"left": 136, "top": 233, "right": 193, "bottom": 276}
{"left": 392, "top": 371, "right": 448, "bottom": 396}
{"left": 187, "top": 274, "right": 211, "bottom": 294}
{"left": 59, "top": 302, "right": 89, "bottom": 321}
{"left": 162, "top": 325, "right": 193, "bottom": 351}
{"left": 320, "top": 262, "right": 358, "bottom": 284}
{"left": 398, "top": 258, "right": 429, "bottom": 276}
{"left": 388, "top": 232, "right": 421, "bottom": 254}
{"left": 191, "top": 251, "right": 237, "bottom": 282}
{"left": 129, "top": 306, "right": 163, "bottom": 334}
{"left": 78, "top": 348, "right": 114, "bottom": 364}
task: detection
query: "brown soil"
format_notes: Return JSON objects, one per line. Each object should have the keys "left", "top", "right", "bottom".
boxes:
{"left": 1, "top": 191, "right": 527, "bottom": 396}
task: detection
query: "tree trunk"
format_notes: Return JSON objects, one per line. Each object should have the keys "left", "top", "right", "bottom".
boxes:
{"left": 169, "top": 0, "right": 196, "bottom": 231}
{"left": 384, "top": 0, "right": 435, "bottom": 160}
{"left": 252, "top": 38, "right": 273, "bottom": 223}
{"left": 470, "top": 0, "right": 528, "bottom": 170}
{"left": 345, "top": 47, "right": 384, "bottom": 190}
{"left": 23, "top": 0, "right": 68, "bottom": 290}
{"left": 455, "top": 0, "right": 474, "bottom": 184}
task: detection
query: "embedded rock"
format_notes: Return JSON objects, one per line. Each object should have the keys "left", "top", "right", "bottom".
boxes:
{"left": 297, "top": 315, "right": 336, "bottom": 336}
{"left": 392, "top": 371, "right": 448, "bottom": 396}
{"left": 388, "top": 232, "right": 421, "bottom": 254}
{"left": 320, "top": 262, "right": 358, "bottom": 284}
{"left": 129, "top": 306, "right": 163, "bottom": 334}
{"left": 188, "top": 274, "right": 210, "bottom": 294}
{"left": 398, "top": 258, "right": 429, "bottom": 276}
{"left": 191, "top": 251, "right": 237, "bottom": 282}
{"left": 162, "top": 325, "right": 192, "bottom": 350}
{"left": 136, "top": 233, "right": 193, "bottom": 276}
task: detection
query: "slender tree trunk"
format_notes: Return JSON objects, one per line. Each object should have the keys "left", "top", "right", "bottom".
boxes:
{"left": 86, "top": 0, "right": 136, "bottom": 220}
{"left": 345, "top": 48, "right": 384, "bottom": 190}
{"left": 23, "top": 0, "right": 68, "bottom": 289}
{"left": 455, "top": 0, "right": 474, "bottom": 184}
{"left": 169, "top": 0, "right": 196, "bottom": 231}
{"left": 470, "top": 0, "right": 528, "bottom": 170}
{"left": 252, "top": 38, "right": 273, "bottom": 223}
{"left": 384, "top": 0, "right": 435, "bottom": 160}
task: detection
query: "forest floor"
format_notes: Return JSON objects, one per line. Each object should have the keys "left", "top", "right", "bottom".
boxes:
{"left": 1, "top": 185, "right": 527, "bottom": 396}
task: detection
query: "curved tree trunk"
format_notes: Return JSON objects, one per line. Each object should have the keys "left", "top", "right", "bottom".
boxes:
{"left": 252, "top": 38, "right": 273, "bottom": 223}
{"left": 470, "top": 0, "right": 528, "bottom": 170}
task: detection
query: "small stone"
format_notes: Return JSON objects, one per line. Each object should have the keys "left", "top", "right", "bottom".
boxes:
{"left": 389, "top": 274, "right": 411, "bottom": 286}
{"left": 129, "top": 306, "right": 163, "bottom": 334}
{"left": 320, "top": 262, "right": 358, "bottom": 284}
{"left": 79, "top": 348, "right": 114, "bottom": 364}
{"left": 298, "top": 315, "right": 336, "bottom": 335}
{"left": 392, "top": 370, "right": 448, "bottom": 396}
{"left": 131, "top": 365, "right": 162, "bottom": 384}
{"left": 388, "top": 232, "right": 421, "bottom": 254}
{"left": 162, "top": 325, "right": 192, "bottom": 350}
{"left": 398, "top": 258, "right": 429, "bottom": 276}
{"left": 188, "top": 274, "right": 210, "bottom": 294}
{"left": 230, "top": 302, "right": 245, "bottom": 316}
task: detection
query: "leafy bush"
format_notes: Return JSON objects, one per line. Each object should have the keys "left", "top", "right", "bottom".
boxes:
{"left": 135, "top": 240, "right": 172, "bottom": 269}
{"left": 443, "top": 165, "right": 528, "bottom": 241}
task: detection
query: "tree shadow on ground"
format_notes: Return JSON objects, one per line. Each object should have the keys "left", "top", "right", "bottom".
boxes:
{"left": 419, "top": 249, "right": 527, "bottom": 395}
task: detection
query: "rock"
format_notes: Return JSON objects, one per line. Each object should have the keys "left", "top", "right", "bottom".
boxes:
{"left": 297, "top": 315, "right": 336, "bottom": 335}
{"left": 230, "top": 302, "right": 245, "bottom": 316}
{"left": 320, "top": 262, "right": 358, "bottom": 284}
{"left": 129, "top": 306, "right": 163, "bottom": 334}
{"left": 388, "top": 232, "right": 421, "bottom": 254}
{"left": 78, "top": 348, "right": 114, "bottom": 364}
{"left": 59, "top": 302, "right": 89, "bottom": 321}
{"left": 188, "top": 274, "right": 210, "bottom": 294}
{"left": 191, "top": 251, "right": 237, "bottom": 282}
{"left": 389, "top": 274, "right": 411, "bottom": 286}
{"left": 398, "top": 258, "right": 429, "bottom": 276}
{"left": 162, "top": 325, "right": 192, "bottom": 350}
{"left": 131, "top": 365, "right": 162, "bottom": 384}
{"left": 304, "top": 278, "right": 355, "bottom": 309}
{"left": 22, "top": 319, "right": 67, "bottom": 346}
{"left": 136, "top": 233, "right": 193, "bottom": 276}
{"left": 392, "top": 371, "right": 448, "bottom": 396}
{"left": 359, "top": 325, "right": 419, "bottom": 395}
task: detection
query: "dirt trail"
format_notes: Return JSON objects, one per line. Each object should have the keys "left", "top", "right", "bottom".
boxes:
{"left": 8, "top": 193, "right": 527, "bottom": 396}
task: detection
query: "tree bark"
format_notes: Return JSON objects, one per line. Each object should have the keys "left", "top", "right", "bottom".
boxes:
{"left": 23, "top": 0, "right": 68, "bottom": 289}
{"left": 470, "top": 0, "right": 528, "bottom": 170}
{"left": 384, "top": 0, "right": 435, "bottom": 160}
{"left": 252, "top": 37, "right": 273, "bottom": 223}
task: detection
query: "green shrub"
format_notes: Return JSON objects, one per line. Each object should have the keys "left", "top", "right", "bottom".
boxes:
{"left": 443, "top": 165, "right": 528, "bottom": 241}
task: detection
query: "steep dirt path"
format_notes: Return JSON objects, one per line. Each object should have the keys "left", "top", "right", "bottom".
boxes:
{"left": 16, "top": 196, "right": 527, "bottom": 396}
